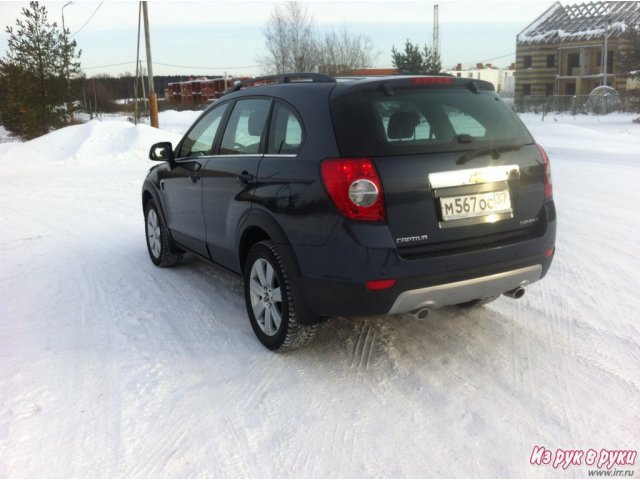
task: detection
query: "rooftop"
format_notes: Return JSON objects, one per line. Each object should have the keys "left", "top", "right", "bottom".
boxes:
{"left": 517, "top": 1, "right": 640, "bottom": 45}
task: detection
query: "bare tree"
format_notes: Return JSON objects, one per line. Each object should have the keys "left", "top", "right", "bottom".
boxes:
{"left": 318, "top": 26, "right": 377, "bottom": 75}
{"left": 261, "top": 3, "right": 377, "bottom": 75}
{"left": 262, "top": 2, "right": 316, "bottom": 74}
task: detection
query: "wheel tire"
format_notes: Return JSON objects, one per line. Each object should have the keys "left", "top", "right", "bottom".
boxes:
{"left": 144, "top": 199, "right": 183, "bottom": 267}
{"left": 244, "top": 240, "right": 318, "bottom": 352}
{"left": 456, "top": 294, "right": 500, "bottom": 308}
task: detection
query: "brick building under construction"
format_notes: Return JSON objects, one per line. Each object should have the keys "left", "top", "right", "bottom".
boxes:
{"left": 515, "top": 1, "right": 640, "bottom": 100}
{"left": 165, "top": 77, "right": 249, "bottom": 104}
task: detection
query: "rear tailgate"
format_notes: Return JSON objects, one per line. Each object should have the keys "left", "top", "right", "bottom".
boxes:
{"left": 330, "top": 77, "right": 547, "bottom": 256}
{"left": 373, "top": 146, "right": 546, "bottom": 256}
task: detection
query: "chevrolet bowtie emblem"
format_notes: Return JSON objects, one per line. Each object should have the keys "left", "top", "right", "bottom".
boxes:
{"left": 469, "top": 172, "right": 485, "bottom": 184}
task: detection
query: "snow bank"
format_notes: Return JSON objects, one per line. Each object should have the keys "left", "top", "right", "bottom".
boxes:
{"left": 0, "top": 119, "right": 182, "bottom": 167}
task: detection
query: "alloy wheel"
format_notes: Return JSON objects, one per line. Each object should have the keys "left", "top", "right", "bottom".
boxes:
{"left": 248, "top": 258, "right": 283, "bottom": 336}
{"left": 146, "top": 208, "right": 162, "bottom": 258}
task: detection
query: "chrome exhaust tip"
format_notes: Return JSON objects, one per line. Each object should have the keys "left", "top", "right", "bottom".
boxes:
{"left": 503, "top": 287, "right": 525, "bottom": 299}
{"left": 411, "top": 308, "right": 430, "bottom": 320}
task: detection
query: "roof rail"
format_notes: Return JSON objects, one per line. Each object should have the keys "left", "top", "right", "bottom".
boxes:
{"left": 228, "top": 73, "right": 336, "bottom": 93}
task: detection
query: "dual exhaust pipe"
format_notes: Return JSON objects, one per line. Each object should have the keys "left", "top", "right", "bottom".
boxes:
{"left": 408, "top": 286, "right": 526, "bottom": 319}
{"left": 502, "top": 286, "right": 526, "bottom": 299}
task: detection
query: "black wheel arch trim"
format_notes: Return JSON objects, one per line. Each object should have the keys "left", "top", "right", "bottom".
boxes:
{"left": 236, "top": 208, "right": 301, "bottom": 276}
{"left": 141, "top": 180, "right": 175, "bottom": 243}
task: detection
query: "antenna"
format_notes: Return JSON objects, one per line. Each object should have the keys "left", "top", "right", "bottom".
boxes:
{"left": 433, "top": 4, "right": 440, "bottom": 58}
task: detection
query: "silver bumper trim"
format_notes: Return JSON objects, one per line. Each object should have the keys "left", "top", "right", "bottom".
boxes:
{"left": 388, "top": 265, "right": 543, "bottom": 314}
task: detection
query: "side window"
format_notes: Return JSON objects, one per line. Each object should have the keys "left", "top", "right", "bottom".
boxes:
{"left": 268, "top": 103, "right": 304, "bottom": 154}
{"left": 442, "top": 105, "right": 487, "bottom": 137}
{"left": 220, "top": 98, "right": 271, "bottom": 155}
{"left": 178, "top": 103, "right": 228, "bottom": 158}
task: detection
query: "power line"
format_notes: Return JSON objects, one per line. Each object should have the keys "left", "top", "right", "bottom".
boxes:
{"left": 154, "top": 62, "right": 264, "bottom": 70}
{"left": 479, "top": 52, "right": 516, "bottom": 63}
{"left": 82, "top": 61, "right": 264, "bottom": 71}
{"left": 83, "top": 61, "right": 136, "bottom": 70}
{"left": 70, "top": 1, "right": 104, "bottom": 38}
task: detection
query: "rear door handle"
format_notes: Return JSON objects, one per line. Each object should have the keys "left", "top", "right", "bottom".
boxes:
{"left": 237, "top": 171, "right": 253, "bottom": 184}
{"left": 190, "top": 174, "right": 200, "bottom": 183}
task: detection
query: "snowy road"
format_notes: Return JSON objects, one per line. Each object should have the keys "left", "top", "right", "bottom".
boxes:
{"left": 1, "top": 112, "right": 639, "bottom": 477}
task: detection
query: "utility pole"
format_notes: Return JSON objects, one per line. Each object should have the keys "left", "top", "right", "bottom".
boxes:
{"left": 602, "top": 21, "right": 610, "bottom": 87}
{"left": 142, "top": 1, "right": 159, "bottom": 128}
{"left": 62, "top": 1, "right": 74, "bottom": 123}
{"left": 140, "top": 61, "right": 148, "bottom": 115}
{"left": 134, "top": 2, "right": 142, "bottom": 124}
{"left": 433, "top": 4, "right": 440, "bottom": 59}
{"left": 92, "top": 78, "right": 98, "bottom": 118}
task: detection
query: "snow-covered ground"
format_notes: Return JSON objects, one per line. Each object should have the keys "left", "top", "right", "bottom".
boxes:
{"left": 1, "top": 111, "right": 638, "bottom": 477}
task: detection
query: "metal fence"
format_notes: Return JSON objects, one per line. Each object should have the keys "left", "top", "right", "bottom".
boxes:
{"left": 516, "top": 94, "right": 640, "bottom": 116}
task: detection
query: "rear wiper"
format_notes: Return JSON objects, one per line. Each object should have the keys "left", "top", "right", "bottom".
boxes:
{"left": 456, "top": 143, "right": 523, "bottom": 165}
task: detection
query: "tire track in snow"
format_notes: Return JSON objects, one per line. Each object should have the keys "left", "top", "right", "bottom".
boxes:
{"left": 235, "top": 356, "right": 286, "bottom": 413}
{"left": 325, "top": 316, "right": 397, "bottom": 373}
{"left": 350, "top": 321, "right": 376, "bottom": 369}
{"left": 130, "top": 425, "right": 187, "bottom": 477}
{"left": 218, "top": 420, "right": 254, "bottom": 477}
{"left": 530, "top": 280, "right": 581, "bottom": 446}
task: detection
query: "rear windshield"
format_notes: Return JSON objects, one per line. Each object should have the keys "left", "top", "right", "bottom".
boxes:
{"left": 331, "top": 87, "right": 533, "bottom": 157}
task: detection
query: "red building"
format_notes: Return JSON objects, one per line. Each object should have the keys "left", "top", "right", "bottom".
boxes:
{"left": 165, "top": 77, "right": 249, "bottom": 104}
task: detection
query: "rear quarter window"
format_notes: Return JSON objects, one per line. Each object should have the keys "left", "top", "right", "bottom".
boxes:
{"left": 331, "top": 87, "right": 532, "bottom": 157}
{"left": 267, "top": 102, "right": 304, "bottom": 155}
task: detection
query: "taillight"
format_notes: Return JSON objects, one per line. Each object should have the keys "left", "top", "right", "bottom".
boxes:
{"left": 321, "top": 158, "right": 385, "bottom": 222}
{"left": 537, "top": 144, "right": 553, "bottom": 200}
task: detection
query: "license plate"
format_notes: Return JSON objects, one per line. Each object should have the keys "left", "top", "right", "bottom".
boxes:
{"left": 440, "top": 190, "right": 512, "bottom": 221}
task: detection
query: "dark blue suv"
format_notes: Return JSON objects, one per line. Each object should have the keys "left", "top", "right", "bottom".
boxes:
{"left": 142, "top": 73, "right": 556, "bottom": 351}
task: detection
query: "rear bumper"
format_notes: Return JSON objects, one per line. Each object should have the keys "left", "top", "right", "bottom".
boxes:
{"left": 387, "top": 264, "right": 541, "bottom": 314}
{"left": 290, "top": 203, "right": 556, "bottom": 318}
{"left": 296, "top": 255, "right": 551, "bottom": 317}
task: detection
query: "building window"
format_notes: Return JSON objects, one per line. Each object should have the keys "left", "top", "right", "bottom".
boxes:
{"left": 567, "top": 53, "right": 580, "bottom": 71}
{"left": 545, "top": 83, "right": 554, "bottom": 96}
{"left": 523, "top": 55, "right": 533, "bottom": 68}
{"left": 546, "top": 54, "right": 555, "bottom": 68}
{"left": 596, "top": 51, "right": 614, "bottom": 72}
{"left": 522, "top": 84, "right": 531, "bottom": 96}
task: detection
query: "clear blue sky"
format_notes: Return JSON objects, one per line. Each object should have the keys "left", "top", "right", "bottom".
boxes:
{"left": 0, "top": 1, "right": 580, "bottom": 77}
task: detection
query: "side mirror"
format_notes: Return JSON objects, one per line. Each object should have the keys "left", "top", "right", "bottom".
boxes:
{"left": 149, "top": 142, "right": 174, "bottom": 162}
